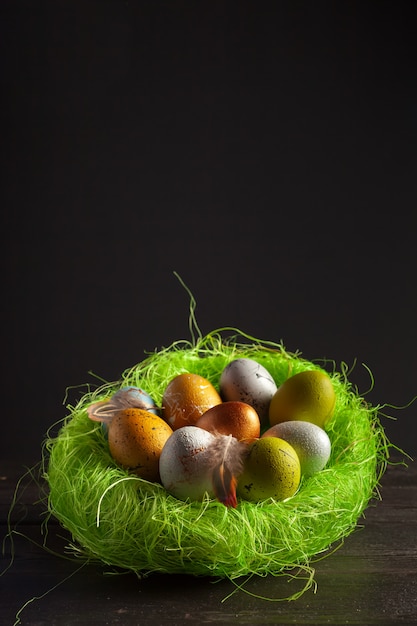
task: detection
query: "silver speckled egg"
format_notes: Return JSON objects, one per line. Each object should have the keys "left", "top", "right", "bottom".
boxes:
{"left": 262, "top": 420, "right": 331, "bottom": 477}
{"left": 159, "top": 426, "right": 216, "bottom": 501}
{"left": 219, "top": 358, "right": 277, "bottom": 424}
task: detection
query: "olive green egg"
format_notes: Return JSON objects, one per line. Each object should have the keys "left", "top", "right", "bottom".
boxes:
{"left": 237, "top": 437, "right": 301, "bottom": 502}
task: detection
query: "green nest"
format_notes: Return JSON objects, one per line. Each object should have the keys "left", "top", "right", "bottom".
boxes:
{"left": 45, "top": 329, "right": 390, "bottom": 589}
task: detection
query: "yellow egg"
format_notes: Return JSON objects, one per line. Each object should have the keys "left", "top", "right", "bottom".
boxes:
{"left": 237, "top": 437, "right": 301, "bottom": 502}
{"left": 268, "top": 369, "right": 336, "bottom": 428}
{"left": 161, "top": 372, "right": 222, "bottom": 430}
{"left": 108, "top": 408, "right": 173, "bottom": 481}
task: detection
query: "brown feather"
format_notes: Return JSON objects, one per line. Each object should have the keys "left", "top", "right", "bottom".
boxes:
{"left": 201, "top": 434, "right": 249, "bottom": 508}
{"left": 87, "top": 388, "right": 158, "bottom": 424}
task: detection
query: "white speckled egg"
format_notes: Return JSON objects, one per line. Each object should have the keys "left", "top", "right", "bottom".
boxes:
{"left": 219, "top": 358, "right": 278, "bottom": 424}
{"left": 262, "top": 420, "right": 331, "bottom": 477}
{"left": 159, "top": 426, "right": 216, "bottom": 501}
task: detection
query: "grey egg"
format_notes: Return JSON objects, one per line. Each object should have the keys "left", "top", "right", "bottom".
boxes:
{"left": 262, "top": 420, "right": 331, "bottom": 477}
{"left": 220, "top": 358, "right": 278, "bottom": 424}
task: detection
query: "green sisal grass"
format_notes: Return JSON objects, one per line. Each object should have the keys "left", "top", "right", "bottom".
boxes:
{"left": 44, "top": 328, "right": 392, "bottom": 593}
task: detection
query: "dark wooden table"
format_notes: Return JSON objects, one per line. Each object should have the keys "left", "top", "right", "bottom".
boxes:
{"left": 1, "top": 454, "right": 416, "bottom": 626}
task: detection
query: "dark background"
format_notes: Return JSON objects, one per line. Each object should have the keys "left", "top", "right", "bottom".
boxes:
{"left": 1, "top": 0, "right": 416, "bottom": 467}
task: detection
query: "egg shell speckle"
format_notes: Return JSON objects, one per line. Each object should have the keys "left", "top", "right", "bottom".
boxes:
{"left": 219, "top": 358, "right": 278, "bottom": 424}
{"left": 159, "top": 426, "right": 216, "bottom": 501}
{"left": 237, "top": 437, "right": 301, "bottom": 502}
{"left": 262, "top": 420, "right": 331, "bottom": 477}
{"left": 108, "top": 408, "right": 173, "bottom": 481}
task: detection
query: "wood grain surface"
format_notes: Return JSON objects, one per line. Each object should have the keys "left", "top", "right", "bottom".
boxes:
{"left": 1, "top": 454, "right": 416, "bottom": 626}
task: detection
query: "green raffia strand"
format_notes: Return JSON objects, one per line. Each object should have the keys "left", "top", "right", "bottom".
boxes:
{"left": 44, "top": 328, "right": 393, "bottom": 594}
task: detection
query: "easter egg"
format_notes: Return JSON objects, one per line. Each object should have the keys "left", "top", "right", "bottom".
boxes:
{"left": 219, "top": 358, "right": 277, "bottom": 424}
{"left": 195, "top": 401, "right": 260, "bottom": 443}
{"left": 108, "top": 408, "right": 173, "bottom": 481}
{"left": 268, "top": 369, "right": 336, "bottom": 428}
{"left": 159, "top": 426, "right": 216, "bottom": 501}
{"left": 237, "top": 437, "right": 301, "bottom": 502}
{"left": 112, "top": 386, "right": 159, "bottom": 414}
{"left": 87, "top": 386, "right": 159, "bottom": 438}
{"left": 262, "top": 421, "right": 331, "bottom": 477}
{"left": 161, "top": 373, "right": 222, "bottom": 430}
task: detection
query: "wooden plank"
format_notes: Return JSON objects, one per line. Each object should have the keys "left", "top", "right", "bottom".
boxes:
{"left": 1, "top": 456, "right": 416, "bottom": 625}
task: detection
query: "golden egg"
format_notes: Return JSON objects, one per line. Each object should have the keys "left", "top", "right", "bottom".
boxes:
{"left": 108, "top": 408, "right": 173, "bottom": 481}
{"left": 161, "top": 372, "right": 222, "bottom": 430}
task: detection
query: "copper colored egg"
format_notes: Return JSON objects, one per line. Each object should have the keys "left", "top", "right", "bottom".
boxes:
{"left": 196, "top": 400, "right": 261, "bottom": 443}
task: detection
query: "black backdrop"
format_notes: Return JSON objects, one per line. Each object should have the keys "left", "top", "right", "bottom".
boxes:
{"left": 2, "top": 0, "right": 416, "bottom": 466}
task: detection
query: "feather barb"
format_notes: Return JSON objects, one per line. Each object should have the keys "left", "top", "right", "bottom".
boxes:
{"left": 203, "top": 434, "right": 248, "bottom": 508}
